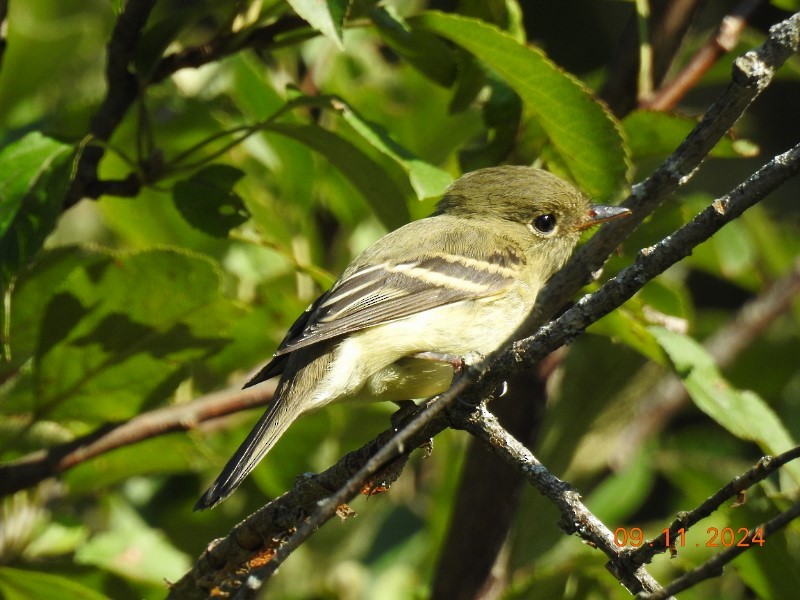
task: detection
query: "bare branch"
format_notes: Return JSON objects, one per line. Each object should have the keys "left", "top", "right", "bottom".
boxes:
{"left": 642, "top": 0, "right": 764, "bottom": 111}
{"left": 0, "top": 384, "right": 275, "bottom": 498}
{"left": 64, "top": 0, "right": 157, "bottom": 209}
{"left": 166, "top": 396, "right": 453, "bottom": 599}
{"left": 630, "top": 445, "right": 800, "bottom": 567}
{"left": 450, "top": 402, "right": 670, "bottom": 597}
{"left": 637, "top": 500, "right": 800, "bottom": 599}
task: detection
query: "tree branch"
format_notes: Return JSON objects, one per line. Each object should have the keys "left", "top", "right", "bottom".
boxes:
{"left": 0, "top": 383, "right": 275, "bottom": 498}
{"left": 166, "top": 394, "right": 456, "bottom": 599}
{"left": 637, "top": 501, "right": 800, "bottom": 599}
{"left": 630, "top": 445, "right": 800, "bottom": 567}
{"left": 63, "top": 0, "right": 157, "bottom": 209}
{"left": 149, "top": 16, "right": 308, "bottom": 84}
{"left": 449, "top": 402, "right": 670, "bottom": 597}
{"left": 642, "top": 0, "right": 765, "bottom": 111}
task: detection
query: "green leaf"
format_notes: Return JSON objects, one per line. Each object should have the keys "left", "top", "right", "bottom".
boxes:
{"left": 75, "top": 496, "right": 190, "bottom": 584}
{"left": 335, "top": 103, "right": 453, "bottom": 200}
{"left": 287, "top": 0, "right": 350, "bottom": 47}
{"left": 0, "top": 567, "right": 109, "bottom": 600}
{"left": 414, "top": 11, "right": 628, "bottom": 201}
{"left": 623, "top": 111, "right": 759, "bottom": 159}
{"left": 172, "top": 164, "right": 250, "bottom": 237}
{"left": 3, "top": 248, "right": 245, "bottom": 422}
{"left": 0, "top": 132, "right": 74, "bottom": 284}
{"left": 369, "top": 5, "right": 457, "bottom": 86}
{"left": 587, "top": 308, "right": 666, "bottom": 364}
{"left": 771, "top": 0, "right": 800, "bottom": 11}
{"left": 64, "top": 435, "right": 202, "bottom": 495}
{"left": 265, "top": 122, "right": 411, "bottom": 229}
{"left": 2, "top": 247, "right": 105, "bottom": 376}
{"left": 651, "top": 327, "right": 800, "bottom": 486}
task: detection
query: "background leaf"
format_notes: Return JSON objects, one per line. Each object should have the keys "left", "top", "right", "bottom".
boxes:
{"left": 172, "top": 164, "right": 250, "bottom": 237}
{"left": 651, "top": 327, "right": 800, "bottom": 485}
{"left": 286, "top": 0, "right": 350, "bottom": 47}
{"left": 0, "top": 132, "right": 74, "bottom": 283}
{"left": 414, "top": 11, "right": 629, "bottom": 201}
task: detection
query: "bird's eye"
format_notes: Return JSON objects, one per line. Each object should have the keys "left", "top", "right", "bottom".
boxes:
{"left": 532, "top": 213, "right": 557, "bottom": 234}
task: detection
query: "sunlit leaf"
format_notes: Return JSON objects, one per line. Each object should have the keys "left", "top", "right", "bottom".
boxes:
{"left": 651, "top": 327, "right": 800, "bottom": 486}
{"left": 0, "top": 567, "right": 109, "bottom": 600}
{"left": 266, "top": 122, "right": 411, "bottom": 229}
{"left": 2, "top": 249, "right": 245, "bottom": 422}
{"left": 75, "top": 496, "right": 190, "bottom": 584}
{"left": 287, "top": 0, "right": 350, "bottom": 47}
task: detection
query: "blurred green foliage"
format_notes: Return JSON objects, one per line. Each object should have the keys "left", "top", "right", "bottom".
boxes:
{"left": 1, "top": 1, "right": 799, "bottom": 599}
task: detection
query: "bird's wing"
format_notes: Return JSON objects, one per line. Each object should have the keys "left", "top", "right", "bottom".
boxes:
{"left": 273, "top": 243, "right": 526, "bottom": 357}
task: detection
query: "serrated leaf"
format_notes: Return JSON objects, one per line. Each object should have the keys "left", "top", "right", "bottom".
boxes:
{"left": 623, "top": 111, "right": 759, "bottom": 159}
{"left": 651, "top": 327, "right": 800, "bottom": 486}
{"left": 414, "top": 11, "right": 628, "bottom": 201}
{"left": 266, "top": 121, "right": 410, "bottom": 229}
{"left": 5, "top": 249, "right": 245, "bottom": 422}
{"left": 0, "top": 132, "right": 74, "bottom": 284}
{"left": 0, "top": 567, "right": 109, "bottom": 600}
{"left": 287, "top": 0, "right": 350, "bottom": 47}
{"left": 172, "top": 164, "right": 250, "bottom": 237}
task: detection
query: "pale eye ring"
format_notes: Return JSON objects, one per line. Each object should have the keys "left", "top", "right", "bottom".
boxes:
{"left": 532, "top": 213, "right": 557, "bottom": 234}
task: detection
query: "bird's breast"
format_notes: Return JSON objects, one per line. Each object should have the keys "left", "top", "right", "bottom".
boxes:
{"left": 308, "top": 286, "right": 535, "bottom": 408}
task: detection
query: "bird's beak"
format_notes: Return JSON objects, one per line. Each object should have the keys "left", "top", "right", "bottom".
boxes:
{"left": 576, "top": 204, "right": 631, "bottom": 230}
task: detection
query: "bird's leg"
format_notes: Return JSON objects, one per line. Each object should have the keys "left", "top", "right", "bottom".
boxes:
{"left": 412, "top": 351, "right": 466, "bottom": 374}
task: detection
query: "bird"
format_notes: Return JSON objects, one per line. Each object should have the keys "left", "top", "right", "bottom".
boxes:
{"left": 195, "top": 165, "right": 630, "bottom": 510}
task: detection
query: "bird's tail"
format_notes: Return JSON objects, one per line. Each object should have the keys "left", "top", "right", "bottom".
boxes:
{"left": 194, "top": 389, "right": 304, "bottom": 511}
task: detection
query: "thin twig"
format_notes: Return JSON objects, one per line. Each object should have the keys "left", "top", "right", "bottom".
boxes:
{"left": 637, "top": 500, "right": 800, "bottom": 599}
{"left": 642, "top": 0, "right": 765, "bottom": 111}
{"left": 631, "top": 445, "right": 800, "bottom": 566}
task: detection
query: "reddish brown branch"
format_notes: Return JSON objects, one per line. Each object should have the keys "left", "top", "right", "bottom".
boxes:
{"left": 0, "top": 383, "right": 275, "bottom": 498}
{"left": 642, "top": 0, "right": 765, "bottom": 111}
